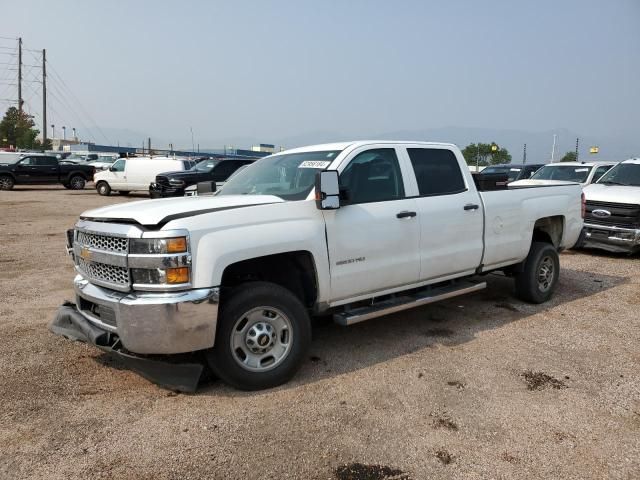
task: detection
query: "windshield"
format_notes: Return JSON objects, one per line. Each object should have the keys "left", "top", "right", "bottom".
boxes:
{"left": 481, "top": 166, "right": 522, "bottom": 182}
{"left": 218, "top": 150, "right": 342, "bottom": 200}
{"left": 531, "top": 165, "right": 591, "bottom": 183}
{"left": 597, "top": 163, "right": 640, "bottom": 187}
{"left": 191, "top": 159, "right": 220, "bottom": 173}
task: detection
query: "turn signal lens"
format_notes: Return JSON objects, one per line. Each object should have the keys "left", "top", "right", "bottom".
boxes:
{"left": 166, "top": 267, "right": 189, "bottom": 284}
{"left": 166, "top": 237, "right": 187, "bottom": 253}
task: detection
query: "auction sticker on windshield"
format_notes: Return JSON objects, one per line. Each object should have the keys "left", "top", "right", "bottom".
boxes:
{"left": 299, "top": 161, "right": 331, "bottom": 169}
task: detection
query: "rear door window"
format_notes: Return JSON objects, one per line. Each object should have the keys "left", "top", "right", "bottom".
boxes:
{"left": 214, "top": 161, "right": 246, "bottom": 180}
{"left": 407, "top": 148, "right": 466, "bottom": 196}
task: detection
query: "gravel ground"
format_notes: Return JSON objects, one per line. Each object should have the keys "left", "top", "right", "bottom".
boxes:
{"left": 0, "top": 185, "right": 639, "bottom": 480}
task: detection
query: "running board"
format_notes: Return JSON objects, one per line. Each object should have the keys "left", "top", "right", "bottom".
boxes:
{"left": 333, "top": 280, "right": 487, "bottom": 326}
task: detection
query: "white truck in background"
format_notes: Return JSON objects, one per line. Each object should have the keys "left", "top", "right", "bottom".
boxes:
{"left": 51, "top": 141, "right": 584, "bottom": 391}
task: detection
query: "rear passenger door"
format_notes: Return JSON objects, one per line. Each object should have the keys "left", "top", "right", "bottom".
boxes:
{"left": 324, "top": 146, "right": 420, "bottom": 301}
{"left": 38, "top": 156, "right": 59, "bottom": 183}
{"left": 403, "top": 147, "right": 484, "bottom": 282}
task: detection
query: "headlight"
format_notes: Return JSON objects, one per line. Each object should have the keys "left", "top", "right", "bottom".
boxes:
{"left": 130, "top": 237, "right": 187, "bottom": 254}
{"left": 131, "top": 267, "right": 190, "bottom": 285}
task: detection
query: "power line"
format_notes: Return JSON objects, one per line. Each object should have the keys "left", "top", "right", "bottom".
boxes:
{"left": 47, "top": 63, "right": 110, "bottom": 144}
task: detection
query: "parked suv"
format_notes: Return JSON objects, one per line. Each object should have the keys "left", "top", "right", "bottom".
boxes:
{"left": 149, "top": 158, "right": 255, "bottom": 198}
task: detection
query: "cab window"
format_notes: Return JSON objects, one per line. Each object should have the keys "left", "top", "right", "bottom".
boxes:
{"left": 111, "top": 159, "right": 126, "bottom": 172}
{"left": 407, "top": 148, "right": 466, "bottom": 196}
{"left": 18, "top": 156, "right": 35, "bottom": 166}
{"left": 340, "top": 148, "right": 405, "bottom": 204}
{"left": 592, "top": 165, "right": 611, "bottom": 183}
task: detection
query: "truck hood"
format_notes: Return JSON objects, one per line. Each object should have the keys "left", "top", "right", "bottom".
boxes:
{"left": 583, "top": 184, "right": 640, "bottom": 204}
{"left": 509, "top": 179, "right": 583, "bottom": 187}
{"left": 80, "top": 194, "right": 284, "bottom": 226}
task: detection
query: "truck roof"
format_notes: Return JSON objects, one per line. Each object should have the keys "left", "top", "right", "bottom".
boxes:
{"left": 543, "top": 161, "right": 617, "bottom": 166}
{"left": 283, "top": 140, "right": 457, "bottom": 154}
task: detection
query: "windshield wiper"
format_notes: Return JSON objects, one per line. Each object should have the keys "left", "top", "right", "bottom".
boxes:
{"left": 600, "top": 180, "right": 627, "bottom": 186}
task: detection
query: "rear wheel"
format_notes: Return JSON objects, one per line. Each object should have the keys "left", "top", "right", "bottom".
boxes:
{"left": 514, "top": 242, "right": 560, "bottom": 303}
{"left": 205, "top": 281, "right": 311, "bottom": 390}
{"left": 96, "top": 181, "right": 111, "bottom": 196}
{"left": 0, "top": 175, "right": 15, "bottom": 190}
{"left": 69, "top": 175, "right": 86, "bottom": 190}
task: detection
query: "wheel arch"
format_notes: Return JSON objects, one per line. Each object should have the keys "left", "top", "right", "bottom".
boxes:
{"left": 532, "top": 215, "right": 564, "bottom": 248}
{"left": 220, "top": 251, "right": 319, "bottom": 309}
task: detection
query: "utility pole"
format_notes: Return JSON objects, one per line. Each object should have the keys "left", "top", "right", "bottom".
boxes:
{"left": 148, "top": 137, "right": 151, "bottom": 156}
{"left": 18, "top": 38, "right": 23, "bottom": 114}
{"left": 523, "top": 143, "right": 527, "bottom": 164}
{"left": 575, "top": 137, "right": 579, "bottom": 162}
{"left": 551, "top": 134, "right": 557, "bottom": 162}
{"left": 42, "top": 49, "right": 47, "bottom": 148}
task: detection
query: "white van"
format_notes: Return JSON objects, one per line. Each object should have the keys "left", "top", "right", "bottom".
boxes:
{"left": 94, "top": 156, "right": 193, "bottom": 196}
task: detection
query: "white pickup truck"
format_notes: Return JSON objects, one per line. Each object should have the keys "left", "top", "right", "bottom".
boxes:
{"left": 51, "top": 141, "right": 584, "bottom": 391}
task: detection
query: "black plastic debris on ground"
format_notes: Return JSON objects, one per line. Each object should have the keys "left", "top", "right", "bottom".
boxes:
{"left": 334, "top": 463, "right": 410, "bottom": 480}
{"left": 521, "top": 370, "right": 568, "bottom": 390}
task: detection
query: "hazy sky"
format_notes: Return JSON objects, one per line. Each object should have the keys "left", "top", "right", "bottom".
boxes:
{"left": 2, "top": 0, "right": 639, "bottom": 149}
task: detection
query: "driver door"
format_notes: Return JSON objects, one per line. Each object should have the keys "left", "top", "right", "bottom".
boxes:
{"left": 108, "top": 159, "right": 127, "bottom": 189}
{"left": 14, "top": 156, "right": 40, "bottom": 183}
{"left": 323, "top": 147, "right": 420, "bottom": 302}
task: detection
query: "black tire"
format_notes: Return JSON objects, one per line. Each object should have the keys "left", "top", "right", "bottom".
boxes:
{"left": 118, "top": 191, "right": 130, "bottom": 196}
{"left": 62, "top": 183, "right": 71, "bottom": 189}
{"left": 96, "top": 181, "right": 111, "bottom": 196}
{"left": 0, "top": 174, "right": 15, "bottom": 190}
{"left": 149, "top": 191, "right": 161, "bottom": 199}
{"left": 205, "top": 281, "right": 311, "bottom": 390}
{"left": 69, "top": 175, "right": 86, "bottom": 190}
{"left": 514, "top": 242, "right": 560, "bottom": 304}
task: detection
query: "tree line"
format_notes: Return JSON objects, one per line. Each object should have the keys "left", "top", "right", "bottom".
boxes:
{"left": 0, "top": 107, "right": 51, "bottom": 150}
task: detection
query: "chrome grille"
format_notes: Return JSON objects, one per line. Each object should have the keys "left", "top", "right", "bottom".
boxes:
{"left": 77, "top": 258, "right": 130, "bottom": 287}
{"left": 76, "top": 231, "right": 128, "bottom": 253}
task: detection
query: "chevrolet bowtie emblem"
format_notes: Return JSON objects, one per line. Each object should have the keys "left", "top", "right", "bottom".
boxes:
{"left": 80, "top": 247, "right": 92, "bottom": 261}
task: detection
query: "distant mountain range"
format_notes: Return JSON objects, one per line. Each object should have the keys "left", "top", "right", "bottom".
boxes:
{"left": 81, "top": 126, "right": 638, "bottom": 162}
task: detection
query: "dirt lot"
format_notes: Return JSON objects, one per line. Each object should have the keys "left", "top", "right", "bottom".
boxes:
{"left": 1, "top": 185, "right": 639, "bottom": 479}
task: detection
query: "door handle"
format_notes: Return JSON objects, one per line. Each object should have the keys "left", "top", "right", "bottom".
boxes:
{"left": 464, "top": 204, "right": 479, "bottom": 211}
{"left": 396, "top": 211, "right": 417, "bottom": 219}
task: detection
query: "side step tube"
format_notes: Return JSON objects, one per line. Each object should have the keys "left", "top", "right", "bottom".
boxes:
{"left": 333, "top": 280, "right": 487, "bottom": 326}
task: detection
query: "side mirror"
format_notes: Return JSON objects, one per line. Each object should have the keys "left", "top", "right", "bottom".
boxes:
{"left": 196, "top": 181, "right": 216, "bottom": 195}
{"left": 315, "top": 170, "right": 340, "bottom": 210}
{"left": 109, "top": 166, "right": 115, "bottom": 172}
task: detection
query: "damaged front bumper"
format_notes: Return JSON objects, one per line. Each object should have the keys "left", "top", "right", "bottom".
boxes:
{"left": 582, "top": 223, "right": 640, "bottom": 253}
{"left": 50, "top": 303, "right": 206, "bottom": 392}
{"left": 49, "top": 276, "right": 221, "bottom": 392}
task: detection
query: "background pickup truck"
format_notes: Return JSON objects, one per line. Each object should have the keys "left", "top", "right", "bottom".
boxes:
{"left": 0, "top": 154, "right": 94, "bottom": 190}
{"left": 51, "top": 141, "right": 583, "bottom": 392}
{"left": 579, "top": 158, "right": 640, "bottom": 253}
{"left": 149, "top": 158, "right": 255, "bottom": 198}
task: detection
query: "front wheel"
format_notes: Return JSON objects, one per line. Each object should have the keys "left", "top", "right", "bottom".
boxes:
{"left": 0, "top": 175, "right": 15, "bottom": 190}
{"left": 514, "top": 242, "right": 560, "bottom": 303}
{"left": 96, "top": 181, "right": 111, "bottom": 196}
{"left": 205, "top": 281, "right": 311, "bottom": 390}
